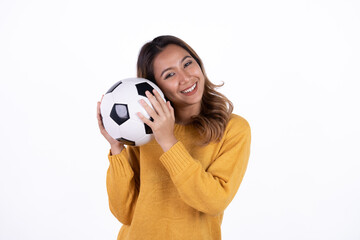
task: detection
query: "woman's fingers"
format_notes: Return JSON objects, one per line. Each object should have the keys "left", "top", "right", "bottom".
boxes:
{"left": 96, "top": 95, "right": 105, "bottom": 127}
{"left": 152, "top": 89, "right": 169, "bottom": 113}
{"left": 97, "top": 100, "right": 117, "bottom": 144}
{"left": 139, "top": 98, "right": 158, "bottom": 121}
{"left": 139, "top": 89, "right": 175, "bottom": 123}
{"left": 137, "top": 111, "right": 154, "bottom": 127}
{"left": 97, "top": 102, "right": 108, "bottom": 135}
{"left": 97, "top": 101, "right": 105, "bottom": 130}
{"left": 144, "top": 90, "right": 165, "bottom": 116}
{"left": 166, "top": 101, "right": 175, "bottom": 118}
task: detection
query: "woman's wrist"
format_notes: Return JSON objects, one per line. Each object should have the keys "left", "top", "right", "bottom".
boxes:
{"left": 160, "top": 136, "right": 178, "bottom": 152}
{"left": 110, "top": 143, "right": 124, "bottom": 155}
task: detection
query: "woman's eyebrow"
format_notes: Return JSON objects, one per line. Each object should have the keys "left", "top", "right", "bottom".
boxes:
{"left": 160, "top": 56, "right": 192, "bottom": 78}
{"left": 160, "top": 67, "right": 172, "bottom": 78}
{"left": 181, "top": 55, "right": 191, "bottom": 63}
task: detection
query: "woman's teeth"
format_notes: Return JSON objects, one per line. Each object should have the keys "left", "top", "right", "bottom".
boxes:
{"left": 181, "top": 83, "right": 197, "bottom": 93}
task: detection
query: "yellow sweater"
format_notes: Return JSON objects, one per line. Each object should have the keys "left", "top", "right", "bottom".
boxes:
{"left": 106, "top": 114, "right": 251, "bottom": 240}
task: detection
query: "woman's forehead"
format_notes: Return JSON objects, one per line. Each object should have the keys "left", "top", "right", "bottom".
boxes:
{"left": 154, "top": 45, "right": 190, "bottom": 69}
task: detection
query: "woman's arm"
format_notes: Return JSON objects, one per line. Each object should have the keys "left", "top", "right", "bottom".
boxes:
{"left": 97, "top": 99, "right": 140, "bottom": 224}
{"left": 160, "top": 118, "right": 251, "bottom": 216}
{"left": 106, "top": 146, "right": 140, "bottom": 225}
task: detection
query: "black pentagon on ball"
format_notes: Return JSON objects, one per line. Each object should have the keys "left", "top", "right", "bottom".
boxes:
{"left": 110, "top": 104, "right": 130, "bottom": 126}
{"left": 116, "top": 137, "right": 135, "bottom": 146}
{"left": 136, "top": 82, "right": 154, "bottom": 97}
{"left": 144, "top": 123, "right": 152, "bottom": 134}
{"left": 106, "top": 80, "right": 122, "bottom": 94}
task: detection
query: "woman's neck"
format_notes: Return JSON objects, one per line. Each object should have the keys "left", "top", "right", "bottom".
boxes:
{"left": 174, "top": 104, "right": 201, "bottom": 125}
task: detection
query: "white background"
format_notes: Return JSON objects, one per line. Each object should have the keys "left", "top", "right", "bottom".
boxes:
{"left": 1, "top": 0, "right": 359, "bottom": 239}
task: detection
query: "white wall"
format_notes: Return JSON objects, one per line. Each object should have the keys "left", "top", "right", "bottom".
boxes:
{"left": 0, "top": 0, "right": 359, "bottom": 239}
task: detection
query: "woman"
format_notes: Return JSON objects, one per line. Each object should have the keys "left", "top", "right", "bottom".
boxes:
{"left": 97, "top": 35, "right": 251, "bottom": 240}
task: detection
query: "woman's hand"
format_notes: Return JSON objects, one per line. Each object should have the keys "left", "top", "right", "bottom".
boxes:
{"left": 137, "top": 89, "right": 177, "bottom": 152}
{"left": 97, "top": 96, "right": 124, "bottom": 155}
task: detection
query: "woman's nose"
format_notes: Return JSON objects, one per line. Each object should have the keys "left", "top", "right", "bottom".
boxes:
{"left": 179, "top": 70, "right": 191, "bottom": 84}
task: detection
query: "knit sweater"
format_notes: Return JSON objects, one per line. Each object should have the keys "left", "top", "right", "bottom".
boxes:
{"left": 106, "top": 114, "right": 251, "bottom": 240}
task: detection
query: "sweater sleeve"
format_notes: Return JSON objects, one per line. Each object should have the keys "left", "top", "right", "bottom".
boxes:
{"left": 159, "top": 118, "right": 251, "bottom": 216}
{"left": 106, "top": 146, "right": 140, "bottom": 225}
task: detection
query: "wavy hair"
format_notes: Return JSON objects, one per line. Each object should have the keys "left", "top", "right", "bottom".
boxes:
{"left": 137, "top": 35, "right": 233, "bottom": 144}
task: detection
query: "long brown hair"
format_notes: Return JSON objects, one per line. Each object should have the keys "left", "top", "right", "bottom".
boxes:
{"left": 137, "top": 35, "right": 233, "bottom": 144}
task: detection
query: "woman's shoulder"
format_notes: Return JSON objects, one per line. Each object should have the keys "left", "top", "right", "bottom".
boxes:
{"left": 228, "top": 114, "right": 250, "bottom": 129}
{"left": 224, "top": 113, "right": 251, "bottom": 138}
{"left": 214, "top": 113, "right": 251, "bottom": 149}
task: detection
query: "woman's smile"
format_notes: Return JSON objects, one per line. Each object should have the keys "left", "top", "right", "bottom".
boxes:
{"left": 180, "top": 82, "right": 198, "bottom": 95}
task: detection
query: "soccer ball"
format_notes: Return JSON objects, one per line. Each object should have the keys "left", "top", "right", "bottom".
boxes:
{"left": 100, "top": 78, "right": 166, "bottom": 146}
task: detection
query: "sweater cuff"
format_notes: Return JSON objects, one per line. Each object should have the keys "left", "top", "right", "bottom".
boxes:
{"left": 160, "top": 141, "right": 194, "bottom": 178}
{"left": 108, "top": 149, "right": 134, "bottom": 177}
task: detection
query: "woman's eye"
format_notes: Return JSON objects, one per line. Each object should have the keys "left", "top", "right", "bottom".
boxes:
{"left": 165, "top": 72, "right": 175, "bottom": 80}
{"left": 184, "top": 61, "right": 192, "bottom": 68}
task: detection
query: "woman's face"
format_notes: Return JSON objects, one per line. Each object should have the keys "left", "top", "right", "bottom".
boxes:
{"left": 153, "top": 44, "right": 205, "bottom": 111}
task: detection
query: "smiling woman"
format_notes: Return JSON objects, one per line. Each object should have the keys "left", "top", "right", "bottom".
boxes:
{"left": 97, "top": 35, "right": 251, "bottom": 240}
{"left": 137, "top": 35, "right": 235, "bottom": 144}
